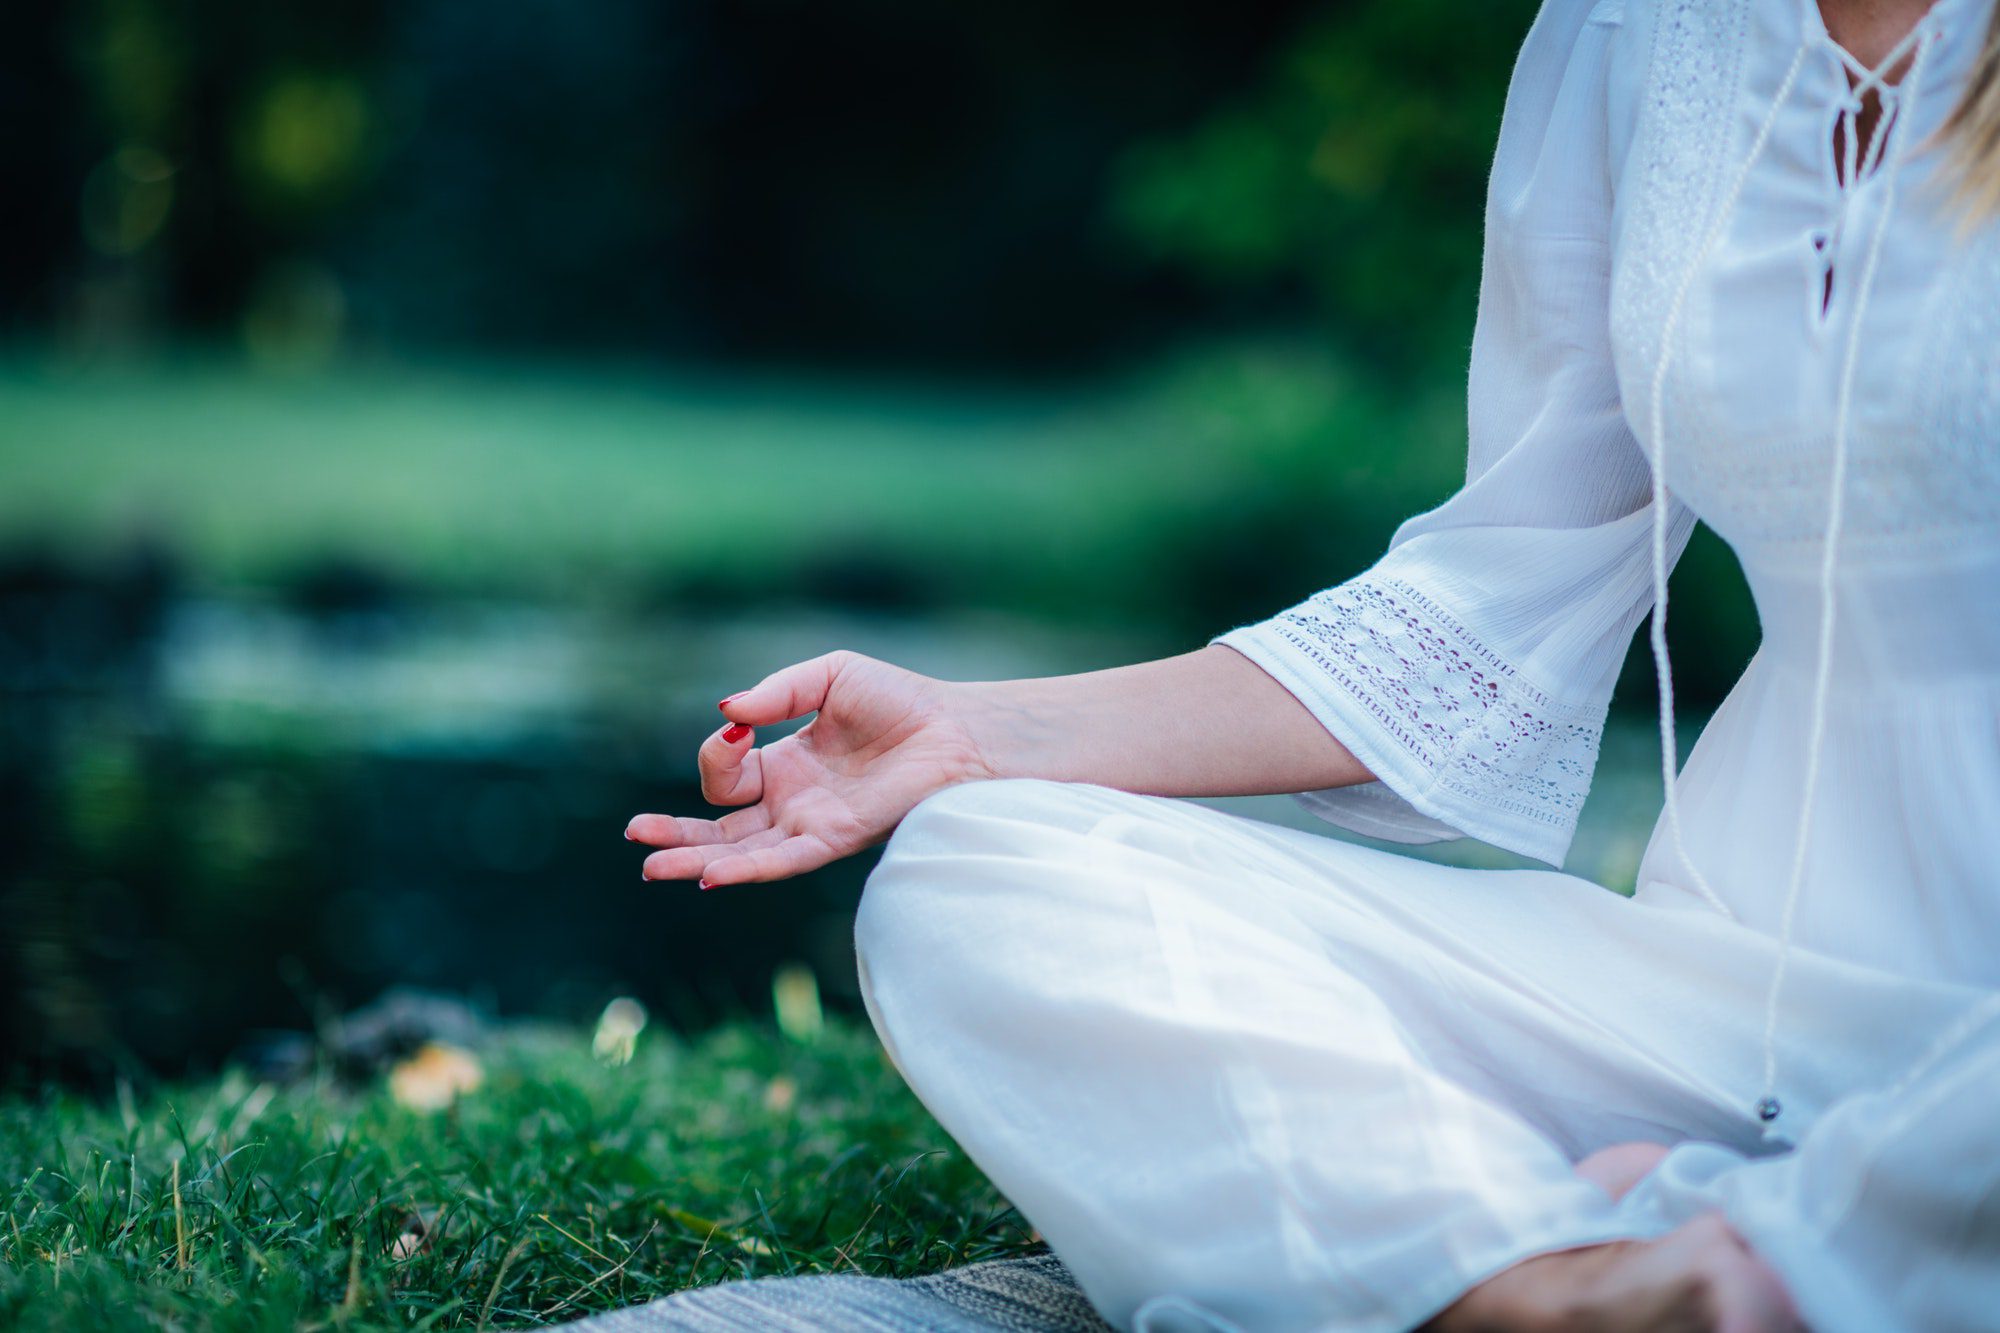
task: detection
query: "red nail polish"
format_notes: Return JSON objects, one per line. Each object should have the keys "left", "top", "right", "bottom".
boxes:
{"left": 698, "top": 878, "right": 713, "bottom": 890}
{"left": 722, "top": 723, "right": 750, "bottom": 743}
{"left": 719, "top": 691, "right": 748, "bottom": 710}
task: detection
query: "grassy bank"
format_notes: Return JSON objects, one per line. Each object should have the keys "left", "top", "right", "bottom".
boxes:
{"left": 0, "top": 347, "right": 1463, "bottom": 634}
{"left": 0, "top": 1020, "right": 1031, "bottom": 1332}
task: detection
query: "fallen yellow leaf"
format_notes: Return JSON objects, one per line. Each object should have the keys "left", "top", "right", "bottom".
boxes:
{"left": 389, "top": 1043, "right": 484, "bottom": 1112}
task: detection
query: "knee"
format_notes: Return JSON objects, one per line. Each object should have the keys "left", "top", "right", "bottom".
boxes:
{"left": 855, "top": 777, "right": 1105, "bottom": 1021}
{"left": 856, "top": 777, "right": 1055, "bottom": 963}
{"left": 854, "top": 778, "right": 1033, "bottom": 1074}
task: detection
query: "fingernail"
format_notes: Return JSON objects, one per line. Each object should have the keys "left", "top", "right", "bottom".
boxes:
{"left": 722, "top": 722, "right": 750, "bottom": 743}
{"left": 698, "top": 878, "right": 713, "bottom": 890}
{"left": 719, "top": 691, "right": 748, "bottom": 710}
{"left": 624, "top": 829, "right": 635, "bottom": 841}
{"left": 641, "top": 870, "right": 652, "bottom": 881}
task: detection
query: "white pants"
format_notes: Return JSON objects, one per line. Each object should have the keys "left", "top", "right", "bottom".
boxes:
{"left": 853, "top": 779, "right": 2000, "bottom": 1333}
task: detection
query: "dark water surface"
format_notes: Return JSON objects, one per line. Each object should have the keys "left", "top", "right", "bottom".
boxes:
{"left": 1, "top": 564, "right": 1675, "bottom": 1083}
{"left": 0, "top": 560, "right": 1160, "bottom": 1081}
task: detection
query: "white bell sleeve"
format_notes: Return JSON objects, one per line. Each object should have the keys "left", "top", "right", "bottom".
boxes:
{"left": 1211, "top": 0, "right": 1685, "bottom": 868}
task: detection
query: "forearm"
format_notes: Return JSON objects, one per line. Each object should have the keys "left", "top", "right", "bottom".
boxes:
{"left": 953, "top": 643, "right": 1373, "bottom": 798}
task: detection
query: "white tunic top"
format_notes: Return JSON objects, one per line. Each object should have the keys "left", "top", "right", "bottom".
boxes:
{"left": 855, "top": 5, "right": 2000, "bottom": 1329}
{"left": 1214, "top": 0, "right": 2000, "bottom": 996}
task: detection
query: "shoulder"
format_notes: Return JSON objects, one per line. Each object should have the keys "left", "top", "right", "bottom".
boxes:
{"left": 1487, "top": 0, "right": 1651, "bottom": 236}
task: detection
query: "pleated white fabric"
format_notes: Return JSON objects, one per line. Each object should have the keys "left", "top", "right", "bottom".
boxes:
{"left": 854, "top": 0, "right": 2000, "bottom": 1327}
{"left": 856, "top": 781, "right": 1992, "bottom": 1330}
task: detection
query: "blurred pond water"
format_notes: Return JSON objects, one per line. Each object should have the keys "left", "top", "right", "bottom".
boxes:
{"left": 1, "top": 571, "right": 1691, "bottom": 1083}
{"left": 0, "top": 567, "right": 1150, "bottom": 1079}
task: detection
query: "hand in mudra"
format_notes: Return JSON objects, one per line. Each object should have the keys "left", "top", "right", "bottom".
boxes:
{"left": 626, "top": 651, "right": 994, "bottom": 889}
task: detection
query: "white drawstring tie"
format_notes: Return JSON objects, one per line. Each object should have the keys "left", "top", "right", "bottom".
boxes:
{"left": 1643, "top": 11, "right": 1942, "bottom": 1138}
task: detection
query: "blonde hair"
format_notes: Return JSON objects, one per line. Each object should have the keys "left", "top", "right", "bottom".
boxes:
{"left": 1943, "top": 4, "right": 2000, "bottom": 219}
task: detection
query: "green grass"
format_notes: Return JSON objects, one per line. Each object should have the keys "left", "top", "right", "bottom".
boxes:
{"left": 0, "top": 1020, "right": 1034, "bottom": 1332}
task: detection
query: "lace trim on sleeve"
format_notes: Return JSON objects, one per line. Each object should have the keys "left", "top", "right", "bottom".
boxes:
{"left": 1228, "top": 574, "right": 1606, "bottom": 861}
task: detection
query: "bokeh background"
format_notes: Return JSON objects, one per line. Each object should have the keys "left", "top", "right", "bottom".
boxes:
{"left": 1, "top": 0, "right": 1758, "bottom": 1083}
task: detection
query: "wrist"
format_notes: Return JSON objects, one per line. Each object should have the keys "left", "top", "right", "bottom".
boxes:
{"left": 942, "top": 677, "right": 1053, "bottom": 786}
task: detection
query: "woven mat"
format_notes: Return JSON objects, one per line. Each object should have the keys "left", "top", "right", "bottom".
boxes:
{"left": 556, "top": 1252, "right": 1114, "bottom": 1332}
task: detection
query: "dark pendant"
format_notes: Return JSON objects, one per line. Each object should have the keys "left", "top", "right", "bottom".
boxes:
{"left": 1756, "top": 1097, "right": 1783, "bottom": 1123}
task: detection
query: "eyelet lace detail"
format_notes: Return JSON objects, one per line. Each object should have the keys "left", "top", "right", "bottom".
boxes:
{"left": 1256, "top": 576, "right": 1606, "bottom": 841}
{"left": 1610, "top": 0, "right": 1755, "bottom": 398}
{"left": 1611, "top": 0, "right": 2000, "bottom": 559}
{"left": 1914, "top": 221, "right": 2000, "bottom": 478}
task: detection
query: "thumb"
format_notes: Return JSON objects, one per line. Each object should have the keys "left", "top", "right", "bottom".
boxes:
{"left": 699, "top": 720, "right": 763, "bottom": 806}
{"left": 718, "top": 651, "right": 853, "bottom": 727}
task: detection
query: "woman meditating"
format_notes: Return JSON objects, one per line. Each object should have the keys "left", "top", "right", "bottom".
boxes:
{"left": 627, "top": 0, "right": 2000, "bottom": 1325}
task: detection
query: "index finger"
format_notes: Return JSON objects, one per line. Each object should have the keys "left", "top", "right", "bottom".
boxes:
{"left": 717, "top": 650, "right": 858, "bottom": 728}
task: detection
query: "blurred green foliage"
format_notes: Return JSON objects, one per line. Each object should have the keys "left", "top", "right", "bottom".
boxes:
{"left": 1112, "top": 0, "right": 1540, "bottom": 371}
{"left": 0, "top": 347, "right": 1465, "bottom": 641}
{"left": 15, "top": 0, "right": 1326, "bottom": 366}
{"left": 2, "top": 0, "right": 1769, "bottom": 1088}
{"left": 17, "top": 0, "right": 1758, "bottom": 660}
{"left": 0, "top": 343, "right": 1758, "bottom": 693}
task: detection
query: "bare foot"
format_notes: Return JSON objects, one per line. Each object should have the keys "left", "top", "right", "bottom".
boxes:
{"left": 1575, "top": 1141, "right": 1672, "bottom": 1203}
{"left": 1428, "top": 1213, "right": 1800, "bottom": 1333}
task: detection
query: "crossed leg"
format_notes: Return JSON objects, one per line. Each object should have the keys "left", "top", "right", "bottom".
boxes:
{"left": 855, "top": 778, "right": 1818, "bottom": 1330}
